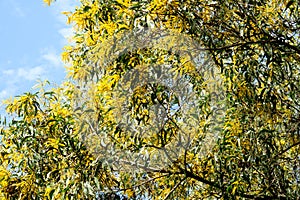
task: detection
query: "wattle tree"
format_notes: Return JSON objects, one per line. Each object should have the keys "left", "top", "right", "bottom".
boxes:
{"left": 1, "top": 0, "right": 300, "bottom": 199}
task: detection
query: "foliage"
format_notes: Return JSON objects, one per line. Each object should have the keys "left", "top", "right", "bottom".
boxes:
{"left": 1, "top": 0, "right": 300, "bottom": 199}
{"left": 0, "top": 82, "right": 120, "bottom": 199}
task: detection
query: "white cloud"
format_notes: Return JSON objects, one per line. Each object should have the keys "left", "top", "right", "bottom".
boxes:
{"left": 0, "top": 90, "right": 9, "bottom": 100}
{"left": 42, "top": 52, "right": 62, "bottom": 68}
{"left": 0, "top": 87, "right": 17, "bottom": 102}
{"left": 3, "top": 69, "right": 14, "bottom": 76}
{"left": 17, "top": 66, "right": 45, "bottom": 81}
{"left": 40, "top": 46, "right": 65, "bottom": 68}
{"left": 58, "top": 27, "right": 74, "bottom": 40}
{"left": 2, "top": 66, "right": 46, "bottom": 82}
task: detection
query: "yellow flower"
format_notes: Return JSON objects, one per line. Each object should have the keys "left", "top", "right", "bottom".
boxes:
{"left": 44, "top": 187, "right": 54, "bottom": 199}
{"left": 45, "top": 138, "right": 65, "bottom": 149}
{"left": 43, "top": 0, "right": 52, "bottom": 6}
{"left": 0, "top": 167, "right": 10, "bottom": 188}
{"left": 61, "top": 51, "right": 70, "bottom": 63}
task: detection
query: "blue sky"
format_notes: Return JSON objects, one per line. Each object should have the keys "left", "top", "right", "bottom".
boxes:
{"left": 0, "top": 0, "right": 78, "bottom": 109}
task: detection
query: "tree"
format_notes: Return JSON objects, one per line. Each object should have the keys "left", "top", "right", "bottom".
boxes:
{"left": 1, "top": 0, "right": 300, "bottom": 199}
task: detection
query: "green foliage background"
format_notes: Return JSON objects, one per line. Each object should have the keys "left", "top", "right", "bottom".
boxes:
{"left": 1, "top": 0, "right": 300, "bottom": 199}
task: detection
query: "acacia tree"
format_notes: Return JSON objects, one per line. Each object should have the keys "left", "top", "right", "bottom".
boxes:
{"left": 1, "top": 0, "right": 300, "bottom": 199}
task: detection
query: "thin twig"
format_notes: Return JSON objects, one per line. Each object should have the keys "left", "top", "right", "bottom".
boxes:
{"left": 163, "top": 176, "right": 186, "bottom": 200}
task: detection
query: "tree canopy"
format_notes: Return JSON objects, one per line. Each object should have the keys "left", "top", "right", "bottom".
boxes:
{"left": 1, "top": 0, "right": 300, "bottom": 199}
